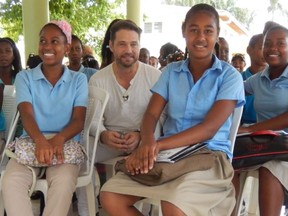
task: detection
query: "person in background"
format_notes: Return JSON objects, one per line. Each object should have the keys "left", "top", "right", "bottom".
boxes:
{"left": 0, "top": 37, "right": 22, "bottom": 84}
{"left": 218, "top": 37, "right": 230, "bottom": 62}
{"left": 149, "top": 56, "right": 159, "bottom": 68}
{"left": 82, "top": 54, "right": 100, "bottom": 70}
{"left": 100, "top": 4, "right": 244, "bottom": 215}
{"left": 68, "top": 35, "right": 97, "bottom": 81}
{"left": 139, "top": 47, "right": 150, "bottom": 64}
{"left": 241, "top": 33, "right": 267, "bottom": 125}
{"left": 0, "top": 37, "right": 22, "bottom": 148}
{"left": 158, "top": 42, "right": 181, "bottom": 70}
{"left": 82, "top": 44, "right": 95, "bottom": 57}
{"left": 26, "top": 53, "right": 42, "bottom": 69}
{"left": 2, "top": 20, "right": 88, "bottom": 216}
{"left": 231, "top": 53, "right": 246, "bottom": 72}
{"left": 167, "top": 50, "right": 185, "bottom": 63}
{"left": 100, "top": 19, "right": 122, "bottom": 69}
{"left": 235, "top": 24, "right": 288, "bottom": 216}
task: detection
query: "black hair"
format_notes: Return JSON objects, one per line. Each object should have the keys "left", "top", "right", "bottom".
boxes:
{"left": 182, "top": 3, "right": 220, "bottom": 34}
{"left": 0, "top": 37, "right": 22, "bottom": 77}
{"left": 248, "top": 34, "right": 264, "bottom": 47}
{"left": 26, "top": 53, "right": 42, "bottom": 69}
{"left": 72, "top": 34, "right": 83, "bottom": 47}
{"left": 82, "top": 54, "right": 99, "bottom": 70}
{"left": 159, "top": 42, "right": 181, "bottom": 61}
{"left": 110, "top": 19, "right": 142, "bottom": 42}
{"left": 263, "top": 21, "right": 281, "bottom": 36}
{"left": 265, "top": 25, "right": 288, "bottom": 38}
{"left": 100, "top": 19, "right": 122, "bottom": 69}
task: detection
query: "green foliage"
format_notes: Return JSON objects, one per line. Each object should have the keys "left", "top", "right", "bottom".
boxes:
{"left": 268, "top": 0, "right": 288, "bottom": 20}
{"left": 0, "top": 0, "right": 125, "bottom": 58}
{"left": 0, "top": 0, "right": 23, "bottom": 40}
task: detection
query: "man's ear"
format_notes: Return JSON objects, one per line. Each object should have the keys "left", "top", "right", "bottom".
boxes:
{"left": 246, "top": 46, "right": 251, "bottom": 56}
{"left": 109, "top": 40, "right": 113, "bottom": 53}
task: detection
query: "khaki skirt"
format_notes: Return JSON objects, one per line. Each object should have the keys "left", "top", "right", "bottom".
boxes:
{"left": 101, "top": 151, "right": 235, "bottom": 216}
{"left": 262, "top": 160, "right": 288, "bottom": 190}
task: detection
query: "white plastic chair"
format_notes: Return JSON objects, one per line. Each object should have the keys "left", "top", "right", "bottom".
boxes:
{"left": 0, "top": 86, "right": 109, "bottom": 216}
{"left": 235, "top": 170, "right": 259, "bottom": 216}
{"left": 0, "top": 86, "right": 17, "bottom": 153}
{"left": 0, "top": 84, "right": 18, "bottom": 216}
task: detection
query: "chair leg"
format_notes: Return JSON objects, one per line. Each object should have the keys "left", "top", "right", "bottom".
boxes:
{"left": 246, "top": 171, "right": 259, "bottom": 215}
{"left": 235, "top": 171, "right": 248, "bottom": 216}
{"left": 85, "top": 182, "right": 96, "bottom": 216}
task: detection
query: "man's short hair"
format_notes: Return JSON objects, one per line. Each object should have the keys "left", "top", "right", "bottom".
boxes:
{"left": 248, "top": 34, "right": 264, "bottom": 47}
{"left": 110, "top": 19, "right": 142, "bottom": 42}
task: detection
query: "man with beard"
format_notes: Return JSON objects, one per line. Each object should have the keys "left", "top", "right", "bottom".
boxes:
{"left": 89, "top": 19, "right": 161, "bottom": 162}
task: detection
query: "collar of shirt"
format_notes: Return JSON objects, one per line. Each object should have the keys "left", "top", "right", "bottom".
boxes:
{"left": 173, "top": 55, "right": 223, "bottom": 77}
{"left": 261, "top": 65, "right": 288, "bottom": 80}
{"left": 32, "top": 63, "right": 72, "bottom": 83}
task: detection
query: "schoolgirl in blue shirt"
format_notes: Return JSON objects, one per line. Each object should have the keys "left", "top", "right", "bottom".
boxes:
{"left": 2, "top": 20, "right": 88, "bottom": 216}
{"left": 100, "top": 4, "right": 244, "bottom": 216}
{"left": 238, "top": 25, "right": 288, "bottom": 216}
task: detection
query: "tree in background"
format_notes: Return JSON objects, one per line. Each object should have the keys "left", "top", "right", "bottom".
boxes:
{"left": 268, "top": 0, "right": 288, "bottom": 20}
{"left": 0, "top": 0, "right": 125, "bottom": 58}
{"left": 162, "top": 0, "right": 255, "bottom": 30}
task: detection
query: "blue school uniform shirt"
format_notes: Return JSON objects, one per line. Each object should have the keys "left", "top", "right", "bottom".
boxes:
{"left": 15, "top": 63, "right": 88, "bottom": 141}
{"left": 241, "top": 68, "right": 257, "bottom": 124}
{"left": 78, "top": 65, "right": 97, "bottom": 81}
{"left": 151, "top": 56, "right": 245, "bottom": 158}
{"left": 244, "top": 65, "right": 288, "bottom": 131}
{"left": 0, "top": 80, "right": 6, "bottom": 132}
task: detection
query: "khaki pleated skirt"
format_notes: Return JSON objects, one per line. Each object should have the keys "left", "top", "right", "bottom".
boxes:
{"left": 101, "top": 151, "right": 236, "bottom": 216}
{"left": 262, "top": 160, "right": 288, "bottom": 190}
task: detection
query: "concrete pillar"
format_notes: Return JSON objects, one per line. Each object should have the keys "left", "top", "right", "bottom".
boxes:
{"left": 126, "top": 0, "right": 142, "bottom": 27}
{"left": 22, "top": 0, "right": 49, "bottom": 62}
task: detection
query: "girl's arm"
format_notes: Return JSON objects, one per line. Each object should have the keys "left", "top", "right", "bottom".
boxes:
{"left": 157, "top": 99, "right": 237, "bottom": 151}
{"left": 125, "top": 93, "right": 166, "bottom": 174}
{"left": 0, "top": 84, "right": 4, "bottom": 110}
{"left": 239, "top": 111, "right": 288, "bottom": 133}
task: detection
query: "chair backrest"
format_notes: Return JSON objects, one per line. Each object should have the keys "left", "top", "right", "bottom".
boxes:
{"left": 0, "top": 112, "right": 20, "bottom": 173}
{"left": 2, "top": 85, "right": 17, "bottom": 141}
{"left": 79, "top": 86, "right": 109, "bottom": 180}
{"left": 229, "top": 106, "right": 243, "bottom": 159}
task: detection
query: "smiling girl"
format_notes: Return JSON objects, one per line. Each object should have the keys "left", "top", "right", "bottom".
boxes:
{"left": 2, "top": 20, "right": 88, "bottom": 216}
{"left": 238, "top": 25, "right": 288, "bottom": 216}
{"left": 100, "top": 4, "right": 244, "bottom": 216}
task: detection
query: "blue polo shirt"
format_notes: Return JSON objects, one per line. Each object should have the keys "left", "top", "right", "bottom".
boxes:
{"left": 0, "top": 80, "right": 7, "bottom": 132}
{"left": 15, "top": 64, "right": 88, "bottom": 140}
{"left": 78, "top": 65, "right": 97, "bottom": 81}
{"left": 151, "top": 57, "right": 245, "bottom": 158}
{"left": 244, "top": 65, "right": 288, "bottom": 128}
{"left": 241, "top": 68, "right": 257, "bottom": 124}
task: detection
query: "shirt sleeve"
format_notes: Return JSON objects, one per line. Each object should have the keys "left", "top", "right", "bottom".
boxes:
{"left": 74, "top": 73, "right": 88, "bottom": 107}
{"left": 216, "top": 66, "right": 245, "bottom": 107}
{"left": 151, "top": 66, "right": 170, "bottom": 101}
{"left": 15, "top": 71, "right": 33, "bottom": 105}
{"left": 244, "top": 76, "right": 255, "bottom": 95}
